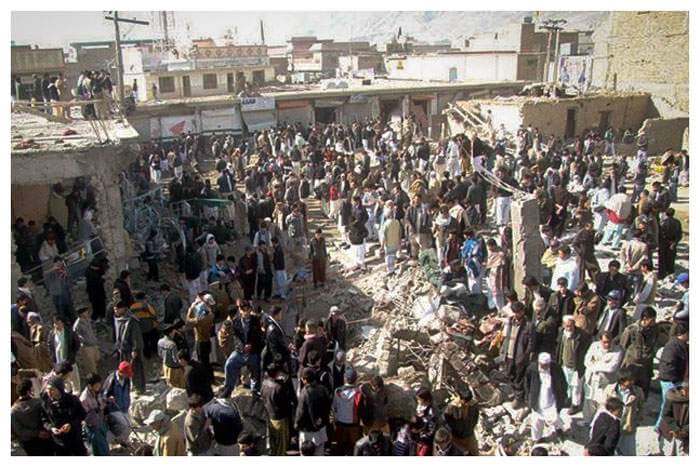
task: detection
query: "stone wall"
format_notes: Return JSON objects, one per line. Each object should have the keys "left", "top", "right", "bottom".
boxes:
{"left": 511, "top": 197, "right": 544, "bottom": 298}
{"left": 592, "top": 11, "right": 689, "bottom": 118}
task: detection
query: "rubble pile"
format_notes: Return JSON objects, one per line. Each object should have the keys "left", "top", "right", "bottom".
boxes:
{"left": 335, "top": 254, "right": 531, "bottom": 453}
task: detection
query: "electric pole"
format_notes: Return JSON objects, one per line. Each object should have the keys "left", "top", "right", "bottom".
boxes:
{"left": 539, "top": 19, "right": 567, "bottom": 83}
{"left": 105, "top": 12, "right": 150, "bottom": 109}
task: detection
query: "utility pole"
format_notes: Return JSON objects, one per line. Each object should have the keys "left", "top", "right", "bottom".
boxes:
{"left": 539, "top": 18, "right": 567, "bottom": 83}
{"left": 543, "top": 29, "right": 553, "bottom": 82}
{"left": 105, "top": 12, "right": 149, "bottom": 109}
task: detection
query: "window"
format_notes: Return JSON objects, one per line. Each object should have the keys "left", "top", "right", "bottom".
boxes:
{"left": 252, "top": 70, "right": 265, "bottom": 85}
{"left": 203, "top": 73, "right": 218, "bottom": 90}
{"left": 227, "top": 73, "right": 234, "bottom": 92}
{"left": 158, "top": 76, "right": 175, "bottom": 93}
{"left": 448, "top": 67, "right": 458, "bottom": 82}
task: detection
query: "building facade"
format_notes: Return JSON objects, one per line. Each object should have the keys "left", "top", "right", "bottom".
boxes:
{"left": 124, "top": 43, "right": 275, "bottom": 102}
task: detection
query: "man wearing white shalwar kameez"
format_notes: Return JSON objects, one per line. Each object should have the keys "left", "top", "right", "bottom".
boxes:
{"left": 446, "top": 138, "right": 462, "bottom": 178}
{"left": 589, "top": 185, "right": 610, "bottom": 232}
{"left": 550, "top": 247, "right": 581, "bottom": 291}
{"left": 527, "top": 353, "right": 565, "bottom": 442}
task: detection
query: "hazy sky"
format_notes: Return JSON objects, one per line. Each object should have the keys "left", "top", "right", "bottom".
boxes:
{"left": 11, "top": 11, "right": 606, "bottom": 50}
{"left": 12, "top": 11, "right": 373, "bottom": 49}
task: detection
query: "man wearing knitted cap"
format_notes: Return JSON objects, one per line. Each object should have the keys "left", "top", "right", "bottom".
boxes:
{"left": 524, "top": 352, "right": 568, "bottom": 442}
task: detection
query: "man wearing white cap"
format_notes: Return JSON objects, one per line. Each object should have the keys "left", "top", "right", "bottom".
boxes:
{"left": 325, "top": 306, "right": 347, "bottom": 354}
{"left": 525, "top": 352, "right": 567, "bottom": 442}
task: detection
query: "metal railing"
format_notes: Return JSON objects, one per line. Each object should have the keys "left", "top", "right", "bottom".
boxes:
{"left": 23, "top": 236, "right": 105, "bottom": 286}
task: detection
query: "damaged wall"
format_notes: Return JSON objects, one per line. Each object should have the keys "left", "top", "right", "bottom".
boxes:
{"left": 520, "top": 93, "right": 651, "bottom": 137}
{"left": 12, "top": 145, "right": 138, "bottom": 278}
{"left": 453, "top": 92, "right": 651, "bottom": 139}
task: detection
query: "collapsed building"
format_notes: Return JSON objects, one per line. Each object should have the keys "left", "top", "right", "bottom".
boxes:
{"left": 444, "top": 90, "right": 688, "bottom": 154}
{"left": 11, "top": 110, "right": 140, "bottom": 295}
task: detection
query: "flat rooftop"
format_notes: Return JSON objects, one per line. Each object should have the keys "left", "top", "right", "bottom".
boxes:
{"left": 11, "top": 111, "right": 139, "bottom": 155}
{"left": 136, "top": 78, "right": 528, "bottom": 110}
{"left": 457, "top": 90, "right": 651, "bottom": 108}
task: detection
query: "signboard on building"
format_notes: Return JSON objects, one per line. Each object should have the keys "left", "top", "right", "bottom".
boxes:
{"left": 192, "top": 45, "right": 268, "bottom": 58}
{"left": 240, "top": 96, "right": 276, "bottom": 112}
{"left": 201, "top": 108, "right": 243, "bottom": 132}
{"left": 150, "top": 115, "right": 197, "bottom": 139}
{"left": 315, "top": 98, "right": 346, "bottom": 108}
{"left": 277, "top": 99, "right": 311, "bottom": 110}
{"left": 348, "top": 94, "right": 369, "bottom": 103}
{"left": 558, "top": 55, "right": 593, "bottom": 90}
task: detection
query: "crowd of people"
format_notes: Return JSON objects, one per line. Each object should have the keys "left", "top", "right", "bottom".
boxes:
{"left": 11, "top": 112, "right": 689, "bottom": 456}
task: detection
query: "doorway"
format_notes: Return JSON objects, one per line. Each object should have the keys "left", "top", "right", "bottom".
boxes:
{"left": 598, "top": 110, "right": 611, "bottom": 131}
{"left": 565, "top": 108, "right": 576, "bottom": 139}
{"left": 379, "top": 99, "right": 401, "bottom": 124}
{"left": 182, "top": 75, "right": 191, "bottom": 97}
{"left": 314, "top": 107, "right": 336, "bottom": 124}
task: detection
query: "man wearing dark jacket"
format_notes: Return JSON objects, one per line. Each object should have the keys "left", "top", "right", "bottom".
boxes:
{"left": 217, "top": 168, "right": 236, "bottom": 194}
{"left": 255, "top": 242, "right": 273, "bottom": 300}
{"left": 40, "top": 376, "right": 87, "bottom": 455}
{"left": 586, "top": 396, "right": 623, "bottom": 456}
{"left": 262, "top": 305, "right": 292, "bottom": 371}
{"left": 84, "top": 258, "right": 107, "bottom": 321}
{"left": 179, "top": 349, "right": 213, "bottom": 404}
{"left": 522, "top": 275, "right": 553, "bottom": 320}
{"left": 221, "top": 303, "right": 264, "bottom": 396}
{"left": 619, "top": 306, "right": 661, "bottom": 395}
{"left": 202, "top": 397, "right": 243, "bottom": 455}
{"left": 658, "top": 208, "right": 683, "bottom": 280}
{"left": 295, "top": 367, "right": 332, "bottom": 456}
{"left": 659, "top": 383, "right": 689, "bottom": 456}
{"left": 548, "top": 277, "right": 575, "bottom": 322}
{"left": 11, "top": 379, "right": 54, "bottom": 455}
{"left": 555, "top": 315, "right": 590, "bottom": 414}
{"left": 353, "top": 430, "right": 392, "bottom": 456}
{"left": 531, "top": 296, "right": 560, "bottom": 356}
{"left": 595, "top": 289, "right": 627, "bottom": 344}
{"left": 183, "top": 247, "right": 204, "bottom": 302}
{"left": 595, "top": 260, "right": 630, "bottom": 305}
{"left": 47, "top": 316, "right": 81, "bottom": 394}
{"left": 655, "top": 323, "right": 689, "bottom": 430}
{"left": 160, "top": 284, "right": 184, "bottom": 325}
{"left": 441, "top": 386, "right": 479, "bottom": 455}
{"left": 113, "top": 301, "right": 146, "bottom": 392}
{"left": 325, "top": 306, "right": 347, "bottom": 352}
{"left": 261, "top": 362, "right": 297, "bottom": 455}
{"left": 500, "top": 302, "right": 534, "bottom": 407}
{"left": 298, "top": 320, "right": 329, "bottom": 379}
{"left": 525, "top": 352, "right": 568, "bottom": 442}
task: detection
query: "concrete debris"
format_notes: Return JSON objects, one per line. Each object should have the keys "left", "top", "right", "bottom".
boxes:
{"left": 165, "top": 388, "right": 189, "bottom": 413}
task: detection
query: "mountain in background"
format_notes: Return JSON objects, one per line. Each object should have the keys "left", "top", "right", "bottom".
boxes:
{"left": 11, "top": 11, "right": 609, "bottom": 50}
{"left": 254, "top": 11, "right": 609, "bottom": 46}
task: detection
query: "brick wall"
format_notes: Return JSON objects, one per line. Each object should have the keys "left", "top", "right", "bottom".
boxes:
{"left": 592, "top": 11, "right": 688, "bottom": 118}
